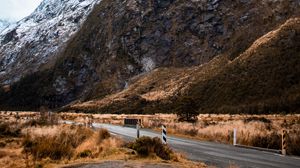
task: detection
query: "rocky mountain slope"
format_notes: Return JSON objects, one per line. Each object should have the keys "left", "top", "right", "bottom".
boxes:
{"left": 69, "top": 17, "right": 300, "bottom": 114}
{"left": 0, "top": 0, "right": 299, "bottom": 112}
{"left": 0, "top": 0, "right": 100, "bottom": 84}
{"left": 0, "top": 19, "right": 11, "bottom": 33}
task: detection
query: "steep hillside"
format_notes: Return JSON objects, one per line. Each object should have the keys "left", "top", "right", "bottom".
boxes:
{"left": 187, "top": 17, "right": 300, "bottom": 114}
{"left": 0, "top": 0, "right": 100, "bottom": 84}
{"left": 0, "top": 0, "right": 299, "bottom": 110}
{"left": 68, "top": 17, "right": 300, "bottom": 114}
{"left": 54, "top": 0, "right": 300, "bottom": 100}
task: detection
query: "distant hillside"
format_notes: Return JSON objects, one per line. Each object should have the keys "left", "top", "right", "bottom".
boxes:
{"left": 67, "top": 17, "right": 300, "bottom": 114}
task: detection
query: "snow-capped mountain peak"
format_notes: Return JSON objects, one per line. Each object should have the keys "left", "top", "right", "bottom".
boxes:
{"left": 0, "top": 0, "right": 100, "bottom": 84}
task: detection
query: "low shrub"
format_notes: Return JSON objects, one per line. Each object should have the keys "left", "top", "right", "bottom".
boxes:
{"left": 250, "top": 131, "right": 300, "bottom": 155}
{"left": 97, "top": 129, "right": 110, "bottom": 143}
{"left": 77, "top": 150, "right": 92, "bottom": 158}
{"left": 0, "top": 122, "right": 21, "bottom": 137}
{"left": 287, "top": 131, "right": 300, "bottom": 155}
{"left": 184, "top": 128, "right": 198, "bottom": 137}
{"left": 127, "top": 136, "right": 173, "bottom": 160}
{"left": 0, "top": 142, "right": 6, "bottom": 148}
{"left": 251, "top": 132, "right": 281, "bottom": 149}
{"left": 243, "top": 117, "right": 271, "bottom": 124}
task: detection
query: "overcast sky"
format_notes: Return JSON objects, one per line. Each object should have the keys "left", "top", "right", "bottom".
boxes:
{"left": 0, "top": 0, "right": 42, "bottom": 21}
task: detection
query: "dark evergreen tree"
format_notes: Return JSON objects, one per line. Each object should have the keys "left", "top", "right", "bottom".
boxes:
{"left": 175, "top": 96, "right": 199, "bottom": 122}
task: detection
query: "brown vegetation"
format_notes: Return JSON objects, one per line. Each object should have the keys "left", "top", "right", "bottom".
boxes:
{"left": 127, "top": 136, "right": 174, "bottom": 160}
{"left": 23, "top": 126, "right": 94, "bottom": 160}
{"left": 0, "top": 112, "right": 203, "bottom": 168}
{"left": 66, "top": 17, "right": 300, "bottom": 115}
{"left": 59, "top": 112, "right": 300, "bottom": 156}
{"left": 0, "top": 122, "right": 21, "bottom": 137}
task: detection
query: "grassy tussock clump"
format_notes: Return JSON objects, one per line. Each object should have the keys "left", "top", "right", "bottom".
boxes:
{"left": 23, "top": 126, "right": 93, "bottom": 160}
{"left": 97, "top": 129, "right": 110, "bottom": 143}
{"left": 0, "top": 122, "right": 21, "bottom": 138}
{"left": 0, "top": 119, "right": 125, "bottom": 168}
{"left": 23, "top": 134, "right": 73, "bottom": 160}
{"left": 75, "top": 128, "right": 123, "bottom": 159}
{"left": 127, "top": 136, "right": 173, "bottom": 160}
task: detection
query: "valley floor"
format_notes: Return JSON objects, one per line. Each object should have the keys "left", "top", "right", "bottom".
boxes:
{"left": 1, "top": 111, "right": 300, "bottom": 167}
{"left": 0, "top": 111, "right": 204, "bottom": 168}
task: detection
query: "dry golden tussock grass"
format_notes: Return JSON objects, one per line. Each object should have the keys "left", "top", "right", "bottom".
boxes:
{"left": 59, "top": 113, "right": 300, "bottom": 155}
{"left": 0, "top": 139, "right": 25, "bottom": 168}
{"left": 75, "top": 129, "right": 123, "bottom": 159}
{"left": 0, "top": 112, "right": 204, "bottom": 168}
{"left": 22, "top": 126, "right": 60, "bottom": 137}
{"left": 0, "top": 124, "right": 124, "bottom": 167}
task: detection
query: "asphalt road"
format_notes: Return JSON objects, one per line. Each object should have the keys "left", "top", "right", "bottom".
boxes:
{"left": 89, "top": 123, "right": 300, "bottom": 168}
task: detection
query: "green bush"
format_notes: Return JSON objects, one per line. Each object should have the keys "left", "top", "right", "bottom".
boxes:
{"left": 127, "top": 136, "right": 173, "bottom": 160}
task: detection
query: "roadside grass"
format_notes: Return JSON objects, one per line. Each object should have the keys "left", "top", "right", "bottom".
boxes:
{"left": 23, "top": 125, "right": 94, "bottom": 160}
{"left": 0, "top": 112, "right": 204, "bottom": 168}
{"left": 58, "top": 113, "right": 300, "bottom": 155}
{"left": 3, "top": 111, "right": 299, "bottom": 164}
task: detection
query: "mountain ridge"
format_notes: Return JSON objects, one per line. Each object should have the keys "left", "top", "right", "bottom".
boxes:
{"left": 0, "top": 0, "right": 100, "bottom": 85}
{"left": 0, "top": 0, "right": 299, "bottom": 113}
{"left": 67, "top": 17, "right": 300, "bottom": 114}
